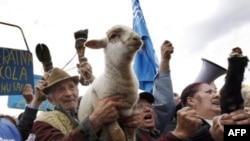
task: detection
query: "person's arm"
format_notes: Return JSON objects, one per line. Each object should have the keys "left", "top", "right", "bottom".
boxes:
{"left": 157, "top": 107, "right": 202, "bottom": 141}
{"left": 17, "top": 106, "right": 39, "bottom": 140}
{"left": 153, "top": 40, "right": 176, "bottom": 133}
{"left": 77, "top": 57, "right": 95, "bottom": 85}
{"left": 33, "top": 95, "right": 131, "bottom": 141}
{"left": 17, "top": 83, "right": 46, "bottom": 140}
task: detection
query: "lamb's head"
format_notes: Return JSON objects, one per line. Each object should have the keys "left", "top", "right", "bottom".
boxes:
{"left": 106, "top": 25, "right": 143, "bottom": 53}
{"left": 84, "top": 25, "right": 143, "bottom": 64}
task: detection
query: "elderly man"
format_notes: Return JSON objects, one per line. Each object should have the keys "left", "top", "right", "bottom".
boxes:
{"left": 32, "top": 58, "right": 139, "bottom": 141}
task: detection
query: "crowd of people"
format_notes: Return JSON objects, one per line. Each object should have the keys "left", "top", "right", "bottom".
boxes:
{"left": 1, "top": 39, "right": 250, "bottom": 141}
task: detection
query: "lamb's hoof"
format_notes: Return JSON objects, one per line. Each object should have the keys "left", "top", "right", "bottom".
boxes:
{"left": 35, "top": 43, "right": 53, "bottom": 72}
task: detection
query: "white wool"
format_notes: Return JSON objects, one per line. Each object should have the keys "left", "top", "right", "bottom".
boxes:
{"left": 77, "top": 25, "right": 143, "bottom": 141}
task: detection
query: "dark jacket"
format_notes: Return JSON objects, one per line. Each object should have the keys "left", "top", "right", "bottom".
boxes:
{"left": 136, "top": 128, "right": 160, "bottom": 141}
{"left": 163, "top": 119, "right": 215, "bottom": 141}
{"left": 17, "top": 106, "right": 39, "bottom": 141}
{"left": 157, "top": 132, "right": 184, "bottom": 141}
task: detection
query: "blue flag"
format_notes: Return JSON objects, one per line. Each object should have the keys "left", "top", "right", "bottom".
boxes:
{"left": 132, "top": 0, "right": 159, "bottom": 93}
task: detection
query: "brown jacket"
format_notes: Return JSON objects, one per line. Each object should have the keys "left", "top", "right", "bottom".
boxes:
{"left": 33, "top": 110, "right": 101, "bottom": 141}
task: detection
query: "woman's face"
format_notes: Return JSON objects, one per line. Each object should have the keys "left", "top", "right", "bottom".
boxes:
{"left": 188, "top": 83, "right": 221, "bottom": 119}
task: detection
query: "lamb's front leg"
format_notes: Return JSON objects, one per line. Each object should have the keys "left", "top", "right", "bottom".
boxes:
{"left": 106, "top": 121, "right": 126, "bottom": 141}
{"left": 119, "top": 108, "right": 137, "bottom": 141}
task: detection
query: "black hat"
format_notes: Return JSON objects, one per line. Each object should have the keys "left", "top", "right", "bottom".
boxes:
{"left": 139, "top": 92, "right": 155, "bottom": 103}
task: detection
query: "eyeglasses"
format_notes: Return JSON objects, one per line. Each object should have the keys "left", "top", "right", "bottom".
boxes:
{"left": 135, "top": 104, "right": 153, "bottom": 110}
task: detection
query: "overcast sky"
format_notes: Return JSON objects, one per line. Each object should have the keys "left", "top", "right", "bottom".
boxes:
{"left": 1, "top": 0, "right": 250, "bottom": 116}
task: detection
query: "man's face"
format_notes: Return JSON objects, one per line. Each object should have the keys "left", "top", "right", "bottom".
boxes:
{"left": 48, "top": 79, "right": 79, "bottom": 112}
{"left": 135, "top": 99, "right": 156, "bottom": 130}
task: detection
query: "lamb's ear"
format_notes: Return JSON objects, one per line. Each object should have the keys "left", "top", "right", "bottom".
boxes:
{"left": 84, "top": 39, "right": 107, "bottom": 49}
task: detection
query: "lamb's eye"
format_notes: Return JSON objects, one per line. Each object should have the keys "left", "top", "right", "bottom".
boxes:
{"left": 109, "top": 33, "right": 119, "bottom": 40}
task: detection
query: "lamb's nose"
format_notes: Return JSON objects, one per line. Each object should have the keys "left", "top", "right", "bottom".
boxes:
{"left": 133, "top": 36, "right": 141, "bottom": 42}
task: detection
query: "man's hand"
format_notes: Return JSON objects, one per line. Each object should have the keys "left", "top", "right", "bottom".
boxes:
{"left": 22, "top": 84, "right": 34, "bottom": 104}
{"left": 210, "top": 109, "right": 250, "bottom": 141}
{"left": 32, "top": 79, "right": 47, "bottom": 108}
{"left": 159, "top": 40, "right": 174, "bottom": 71}
{"left": 219, "top": 109, "right": 250, "bottom": 125}
{"left": 120, "top": 110, "right": 140, "bottom": 128}
{"left": 210, "top": 114, "right": 230, "bottom": 141}
{"left": 161, "top": 40, "right": 174, "bottom": 60}
{"left": 89, "top": 95, "right": 131, "bottom": 133}
{"left": 77, "top": 57, "right": 95, "bottom": 85}
{"left": 23, "top": 82, "right": 47, "bottom": 109}
{"left": 171, "top": 107, "right": 202, "bottom": 139}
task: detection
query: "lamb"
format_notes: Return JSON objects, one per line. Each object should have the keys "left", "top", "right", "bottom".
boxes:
{"left": 77, "top": 24, "right": 143, "bottom": 141}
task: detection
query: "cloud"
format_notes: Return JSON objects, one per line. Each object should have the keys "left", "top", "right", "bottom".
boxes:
{"left": 180, "top": 0, "right": 250, "bottom": 53}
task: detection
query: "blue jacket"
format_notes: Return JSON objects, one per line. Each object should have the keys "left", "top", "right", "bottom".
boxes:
{"left": 153, "top": 70, "right": 176, "bottom": 134}
{"left": 0, "top": 118, "right": 21, "bottom": 141}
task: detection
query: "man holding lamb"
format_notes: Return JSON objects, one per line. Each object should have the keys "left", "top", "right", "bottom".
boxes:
{"left": 32, "top": 60, "right": 139, "bottom": 141}
{"left": 32, "top": 24, "right": 141, "bottom": 141}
